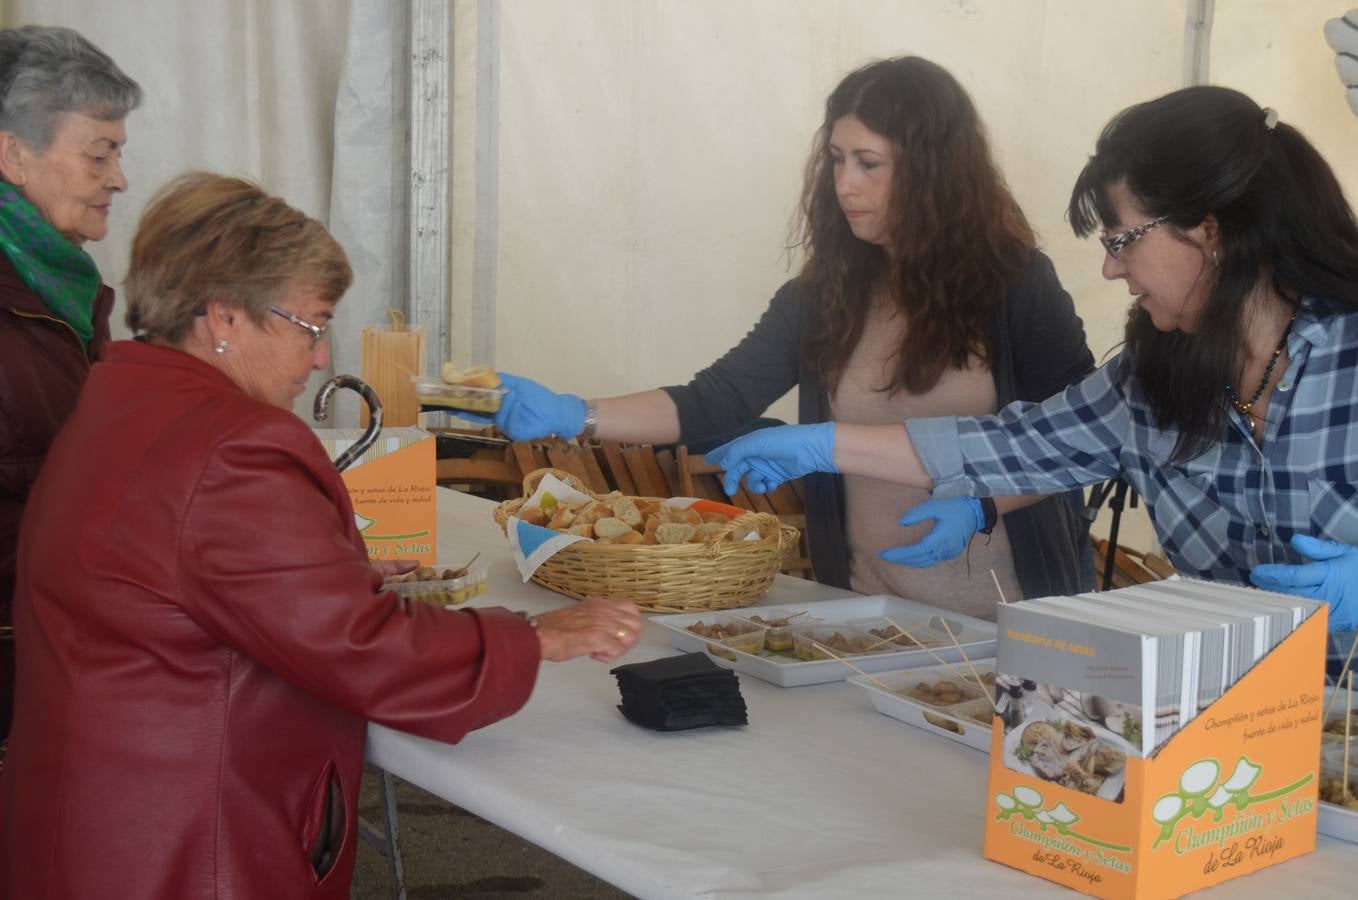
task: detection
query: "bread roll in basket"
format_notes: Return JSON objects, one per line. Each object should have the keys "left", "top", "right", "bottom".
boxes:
{"left": 493, "top": 468, "right": 800, "bottom": 613}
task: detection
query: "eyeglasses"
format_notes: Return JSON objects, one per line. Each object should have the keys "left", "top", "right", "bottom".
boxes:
{"left": 1099, "top": 215, "right": 1170, "bottom": 258}
{"left": 269, "top": 305, "right": 329, "bottom": 349}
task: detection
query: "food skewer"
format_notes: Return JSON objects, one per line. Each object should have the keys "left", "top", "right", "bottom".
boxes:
{"left": 1323, "top": 631, "right": 1358, "bottom": 724}
{"left": 938, "top": 617, "right": 999, "bottom": 713}
{"left": 881, "top": 615, "right": 976, "bottom": 686}
{"left": 990, "top": 568, "right": 1009, "bottom": 605}
{"left": 1345, "top": 671, "right": 1352, "bottom": 801}
{"left": 805, "top": 638, "right": 894, "bottom": 692}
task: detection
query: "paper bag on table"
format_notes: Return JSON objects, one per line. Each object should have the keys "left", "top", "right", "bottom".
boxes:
{"left": 360, "top": 310, "right": 426, "bottom": 427}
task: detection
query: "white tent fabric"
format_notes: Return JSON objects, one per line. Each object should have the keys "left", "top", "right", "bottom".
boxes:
{"left": 325, "top": 0, "right": 411, "bottom": 426}
{"left": 5, "top": 0, "right": 1358, "bottom": 545}
{"left": 0, "top": 0, "right": 375, "bottom": 421}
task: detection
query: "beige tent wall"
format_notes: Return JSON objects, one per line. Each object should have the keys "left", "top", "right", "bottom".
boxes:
{"left": 454, "top": 0, "right": 1198, "bottom": 551}
{"left": 1212, "top": 1, "right": 1358, "bottom": 204}
{"left": 471, "top": 0, "right": 1189, "bottom": 403}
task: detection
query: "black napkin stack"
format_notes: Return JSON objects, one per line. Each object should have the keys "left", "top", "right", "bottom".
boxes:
{"left": 610, "top": 652, "right": 748, "bottom": 731}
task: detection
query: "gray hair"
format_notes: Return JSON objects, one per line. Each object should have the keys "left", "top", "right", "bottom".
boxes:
{"left": 0, "top": 26, "right": 142, "bottom": 151}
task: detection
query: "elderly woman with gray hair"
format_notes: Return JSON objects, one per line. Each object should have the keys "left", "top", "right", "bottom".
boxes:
{"left": 0, "top": 26, "right": 140, "bottom": 756}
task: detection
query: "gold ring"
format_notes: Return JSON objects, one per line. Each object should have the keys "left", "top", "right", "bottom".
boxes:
{"left": 615, "top": 629, "right": 628, "bottom": 641}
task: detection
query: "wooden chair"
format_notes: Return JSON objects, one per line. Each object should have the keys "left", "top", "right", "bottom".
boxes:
{"left": 1090, "top": 536, "right": 1173, "bottom": 589}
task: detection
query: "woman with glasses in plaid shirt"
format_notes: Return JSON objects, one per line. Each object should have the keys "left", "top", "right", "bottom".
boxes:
{"left": 706, "top": 85, "right": 1358, "bottom": 635}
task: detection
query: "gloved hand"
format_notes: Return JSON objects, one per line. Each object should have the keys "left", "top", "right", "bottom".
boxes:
{"left": 1324, "top": 11, "right": 1358, "bottom": 117}
{"left": 879, "top": 496, "right": 985, "bottom": 568}
{"left": 458, "top": 372, "right": 587, "bottom": 441}
{"left": 1250, "top": 533, "right": 1358, "bottom": 632}
{"left": 704, "top": 422, "right": 837, "bottom": 496}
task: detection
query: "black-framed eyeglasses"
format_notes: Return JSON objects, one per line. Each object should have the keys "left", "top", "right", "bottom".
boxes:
{"left": 1099, "top": 215, "right": 1170, "bottom": 258}
{"left": 269, "top": 305, "right": 328, "bottom": 349}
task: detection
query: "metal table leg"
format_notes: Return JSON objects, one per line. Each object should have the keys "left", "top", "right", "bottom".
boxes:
{"left": 358, "top": 766, "right": 407, "bottom": 900}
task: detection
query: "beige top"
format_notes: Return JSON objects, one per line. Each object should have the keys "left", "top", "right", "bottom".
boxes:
{"left": 830, "top": 296, "right": 1024, "bottom": 622}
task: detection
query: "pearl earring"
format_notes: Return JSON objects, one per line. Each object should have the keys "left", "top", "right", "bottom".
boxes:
{"left": 214, "top": 339, "right": 229, "bottom": 354}
{"left": 1211, "top": 249, "right": 1220, "bottom": 266}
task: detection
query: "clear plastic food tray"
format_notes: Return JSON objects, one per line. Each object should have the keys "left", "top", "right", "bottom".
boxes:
{"left": 412, "top": 375, "right": 506, "bottom": 414}
{"left": 384, "top": 564, "right": 489, "bottom": 606}
{"left": 651, "top": 594, "right": 997, "bottom": 687}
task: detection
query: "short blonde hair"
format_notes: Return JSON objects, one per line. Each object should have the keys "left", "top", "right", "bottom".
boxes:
{"left": 125, "top": 172, "right": 352, "bottom": 344}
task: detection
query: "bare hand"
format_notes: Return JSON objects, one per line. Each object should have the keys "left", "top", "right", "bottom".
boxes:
{"left": 534, "top": 597, "right": 643, "bottom": 663}
{"left": 372, "top": 559, "right": 420, "bottom": 580}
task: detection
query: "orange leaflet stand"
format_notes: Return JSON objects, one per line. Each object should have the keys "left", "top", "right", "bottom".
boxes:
{"left": 315, "top": 426, "right": 437, "bottom": 565}
{"left": 983, "top": 607, "right": 1327, "bottom": 899}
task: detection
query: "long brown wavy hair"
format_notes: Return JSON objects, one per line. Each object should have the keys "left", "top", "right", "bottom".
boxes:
{"left": 798, "top": 57, "right": 1035, "bottom": 394}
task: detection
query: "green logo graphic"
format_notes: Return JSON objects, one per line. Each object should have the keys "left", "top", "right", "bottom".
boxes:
{"left": 995, "top": 785, "right": 1133, "bottom": 853}
{"left": 1150, "top": 756, "right": 1313, "bottom": 850}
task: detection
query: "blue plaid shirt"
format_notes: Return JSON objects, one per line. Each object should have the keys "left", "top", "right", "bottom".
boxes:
{"left": 907, "top": 297, "right": 1358, "bottom": 585}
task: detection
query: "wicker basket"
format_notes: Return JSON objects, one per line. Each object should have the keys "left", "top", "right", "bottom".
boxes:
{"left": 493, "top": 468, "right": 800, "bottom": 613}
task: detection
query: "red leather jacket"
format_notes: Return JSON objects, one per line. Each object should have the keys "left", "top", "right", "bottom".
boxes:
{"left": 0, "top": 253, "right": 114, "bottom": 615}
{"left": 0, "top": 341, "right": 541, "bottom": 899}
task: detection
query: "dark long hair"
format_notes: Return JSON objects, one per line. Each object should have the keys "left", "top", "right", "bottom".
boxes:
{"left": 797, "top": 56, "right": 1034, "bottom": 395}
{"left": 1069, "top": 86, "right": 1358, "bottom": 461}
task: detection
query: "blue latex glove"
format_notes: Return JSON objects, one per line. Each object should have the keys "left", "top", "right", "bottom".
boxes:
{"left": 456, "top": 372, "right": 586, "bottom": 441}
{"left": 704, "top": 423, "right": 837, "bottom": 496}
{"left": 1250, "top": 534, "right": 1358, "bottom": 632}
{"left": 879, "top": 497, "right": 986, "bottom": 568}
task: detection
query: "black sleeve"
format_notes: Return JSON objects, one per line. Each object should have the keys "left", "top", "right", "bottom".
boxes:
{"left": 659, "top": 279, "right": 804, "bottom": 443}
{"left": 1007, "top": 250, "right": 1096, "bottom": 402}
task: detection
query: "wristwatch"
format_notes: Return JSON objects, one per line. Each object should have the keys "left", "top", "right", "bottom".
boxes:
{"left": 978, "top": 497, "right": 999, "bottom": 535}
{"left": 581, "top": 400, "right": 600, "bottom": 440}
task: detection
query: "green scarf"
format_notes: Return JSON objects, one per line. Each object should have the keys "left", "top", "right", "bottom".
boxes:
{"left": 0, "top": 181, "right": 99, "bottom": 347}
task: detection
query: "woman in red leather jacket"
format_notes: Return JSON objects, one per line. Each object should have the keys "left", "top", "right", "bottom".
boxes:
{"left": 0, "top": 172, "right": 642, "bottom": 899}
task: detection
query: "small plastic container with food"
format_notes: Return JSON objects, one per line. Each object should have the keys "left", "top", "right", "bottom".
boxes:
{"left": 1322, "top": 707, "right": 1358, "bottom": 744}
{"left": 848, "top": 615, "right": 965, "bottom": 650}
{"left": 791, "top": 622, "right": 894, "bottom": 661}
{"left": 1319, "top": 742, "right": 1358, "bottom": 810}
{"left": 413, "top": 377, "right": 506, "bottom": 414}
{"left": 413, "top": 363, "right": 507, "bottom": 414}
{"left": 896, "top": 671, "right": 989, "bottom": 709}
{"left": 683, "top": 614, "right": 768, "bottom": 661}
{"left": 384, "top": 563, "right": 489, "bottom": 607}
{"left": 947, "top": 696, "right": 999, "bottom": 727}
{"left": 743, "top": 608, "right": 819, "bottom": 654}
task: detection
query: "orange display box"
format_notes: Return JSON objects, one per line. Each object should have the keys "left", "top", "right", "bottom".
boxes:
{"left": 983, "top": 607, "right": 1327, "bottom": 899}
{"left": 314, "top": 426, "right": 436, "bottom": 565}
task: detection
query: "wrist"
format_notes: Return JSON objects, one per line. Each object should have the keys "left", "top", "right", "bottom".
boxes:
{"left": 525, "top": 613, "right": 551, "bottom": 659}
{"left": 561, "top": 395, "right": 588, "bottom": 438}
{"left": 818, "top": 421, "right": 839, "bottom": 473}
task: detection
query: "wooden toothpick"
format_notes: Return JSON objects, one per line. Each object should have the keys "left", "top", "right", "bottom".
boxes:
{"left": 1324, "top": 632, "right": 1358, "bottom": 724}
{"left": 806, "top": 638, "right": 894, "bottom": 692}
{"left": 1344, "top": 671, "right": 1353, "bottom": 801}
{"left": 881, "top": 616, "right": 974, "bottom": 685}
{"left": 939, "top": 616, "right": 998, "bottom": 713}
{"left": 990, "top": 568, "right": 1009, "bottom": 605}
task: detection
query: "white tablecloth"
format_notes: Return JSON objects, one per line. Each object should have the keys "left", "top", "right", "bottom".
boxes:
{"left": 365, "top": 488, "right": 1353, "bottom": 899}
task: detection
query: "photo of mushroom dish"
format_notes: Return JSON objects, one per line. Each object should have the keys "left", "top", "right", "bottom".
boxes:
{"left": 1007, "top": 717, "right": 1130, "bottom": 799}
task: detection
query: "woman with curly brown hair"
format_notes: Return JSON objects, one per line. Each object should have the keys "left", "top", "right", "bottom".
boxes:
{"left": 478, "top": 57, "right": 1094, "bottom": 618}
